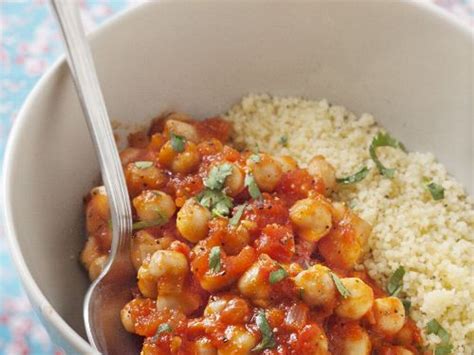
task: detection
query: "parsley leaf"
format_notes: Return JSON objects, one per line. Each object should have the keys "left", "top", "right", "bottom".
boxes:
{"left": 269, "top": 268, "right": 288, "bottom": 284}
{"left": 229, "top": 203, "right": 247, "bottom": 226}
{"left": 248, "top": 154, "right": 261, "bottom": 163}
{"left": 426, "top": 319, "right": 453, "bottom": 354}
{"left": 204, "top": 163, "right": 233, "bottom": 190}
{"left": 209, "top": 246, "right": 221, "bottom": 273}
{"left": 170, "top": 133, "right": 186, "bottom": 152}
{"left": 245, "top": 173, "right": 262, "bottom": 200}
{"left": 369, "top": 132, "right": 406, "bottom": 178}
{"left": 196, "top": 189, "right": 233, "bottom": 217}
{"left": 330, "top": 272, "right": 351, "bottom": 299}
{"left": 132, "top": 213, "right": 168, "bottom": 230}
{"left": 336, "top": 166, "right": 369, "bottom": 185}
{"left": 279, "top": 135, "right": 288, "bottom": 147}
{"left": 387, "top": 266, "right": 405, "bottom": 297}
{"left": 134, "top": 161, "right": 154, "bottom": 169}
{"left": 426, "top": 319, "right": 450, "bottom": 344}
{"left": 252, "top": 311, "right": 276, "bottom": 352}
{"left": 156, "top": 323, "right": 172, "bottom": 335}
{"left": 423, "top": 178, "right": 445, "bottom": 200}
{"left": 434, "top": 344, "right": 453, "bottom": 355}
{"left": 402, "top": 299, "right": 412, "bottom": 313}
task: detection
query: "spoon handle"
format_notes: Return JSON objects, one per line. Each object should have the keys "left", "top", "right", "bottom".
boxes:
{"left": 49, "top": 1, "right": 132, "bottom": 245}
{"left": 49, "top": 1, "right": 133, "bottom": 351}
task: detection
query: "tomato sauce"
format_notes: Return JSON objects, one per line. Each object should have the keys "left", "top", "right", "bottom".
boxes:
{"left": 83, "top": 114, "right": 425, "bottom": 355}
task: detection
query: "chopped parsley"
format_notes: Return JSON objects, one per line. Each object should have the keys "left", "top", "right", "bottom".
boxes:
{"left": 336, "top": 166, "right": 369, "bottom": 185}
{"left": 245, "top": 173, "right": 262, "bottom": 200}
{"left": 204, "top": 163, "right": 233, "bottom": 190}
{"left": 423, "top": 177, "right": 445, "bottom": 200}
{"left": 330, "top": 272, "right": 351, "bottom": 299}
{"left": 426, "top": 319, "right": 453, "bottom": 355}
{"left": 196, "top": 189, "right": 233, "bottom": 217}
{"left": 269, "top": 268, "right": 288, "bottom": 284}
{"left": 402, "top": 299, "right": 412, "bottom": 313}
{"left": 248, "top": 154, "right": 261, "bottom": 163}
{"left": 156, "top": 323, "right": 172, "bottom": 335}
{"left": 132, "top": 213, "right": 168, "bottom": 230}
{"left": 209, "top": 246, "right": 221, "bottom": 274}
{"left": 387, "top": 266, "right": 405, "bottom": 297}
{"left": 252, "top": 311, "right": 276, "bottom": 351}
{"left": 279, "top": 135, "right": 288, "bottom": 147}
{"left": 134, "top": 161, "right": 154, "bottom": 169}
{"left": 369, "top": 132, "right": 406, "bottom": 178}
{"left": 229, "top": 203, "right": 247, "bottom": 226}
{"left": 170, "top": 133, "right": 186, "bottom": 152}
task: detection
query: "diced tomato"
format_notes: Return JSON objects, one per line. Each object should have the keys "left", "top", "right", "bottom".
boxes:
{"left": 276, "top": 169, "right": 325, "bottom": 206}
{"left": 254, "top": 224, "right": 295, "bottom": 263}
{"left": 243, "top": 194, "right": 289, "bottom": 237}
{"left": 195, "top": 117, "right": 231, "bottom": 142}
{"left": 318, "top": 223, "right": 361, "bottom": 270}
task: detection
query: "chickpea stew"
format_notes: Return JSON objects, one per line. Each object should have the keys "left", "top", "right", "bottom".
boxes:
{"left": 81, "top": 113, "right": 424, "bottom": 354}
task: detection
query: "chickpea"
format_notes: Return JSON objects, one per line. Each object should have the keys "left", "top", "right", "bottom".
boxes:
{"left": 86, "top": 186, "right": 109, "bottom": 235}
{"left": 346, "top": 213, "right": 372, "bottom": 253}
{"left": 289, "top": 198, "right": 333, "bottom": 242}
{"left": 204, "top": 295, "right": 250, "bottom": 324}
{"left": 373, "top": 297, "right": 406, "bottom": 336}
{"left": 204, "top": 297, "right": 228, "bottom": 317}
{"left": 248, "top": 153, "right": 283, "bottom": 192}
{"left": 194, "top": 337, "right": 217, "bottom": 355}
{"left": 223, "top": 164, "right": 245, "bottom": 197}
{"left": 335, "top": 278, "right": 374, "bottom": 320}
{"left": 120, "top": 301, "right": 135, "bottom": 333}
{"left": 130, "top": 231, "right": 174, "bottom": 270}
{"left": 221, "top": 224, "right": 250, "bottom": 256}
{"left": 332, "top": 323, "right": 371, "bottom": 355}
{"left": 80, "top": 237, "right": 101, "bottom": 270}
{"left": 274, "top": 155, "right": 298, "bottom": 173}
{"left": 125, "top": 162, "right": 167, "bottom": 197}
{"left": 164, "top": 119, "right": 199, "bottom": 142}
{"left": 156, "top": 291, "right": 201, "bottom": 315}
{"left": 318, "top": 225, "right": 362, "bottom": 270}
{"left": 217, "top": 325, "right": 257, "bottom": 355}
{"left": 148, "top": 250, "right": 189, "bottom": 279}
{"left": 294, "top": 264, "right": 336, "bottom": 308}
{"left": 88, "top": 255, "right": 107, "bottom": 281}
{"left": 307, "top": 155, "right": 336, "bottom": 194}
{"left": 137, "top": 263, "right": 157, "bottom": 298}
{"left": 159, "top": 140, "right": 201, "bottom": 174}
{"left": 177, "top": 198, "right": 212, "bottom": 243}
{"left": 237, "top": 254, "right": 273, "bottom": 306}
{"left": 133, "top": 190, "right": 176, "bottom": 222}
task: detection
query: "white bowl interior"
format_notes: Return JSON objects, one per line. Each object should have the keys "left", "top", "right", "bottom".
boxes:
{"left": 4, "top": 1, "right": 473, "bottom": 352}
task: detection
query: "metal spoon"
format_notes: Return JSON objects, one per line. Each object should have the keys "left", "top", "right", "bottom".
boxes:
{"left": 49, "top": 1, "right": 138, "bottom": 353}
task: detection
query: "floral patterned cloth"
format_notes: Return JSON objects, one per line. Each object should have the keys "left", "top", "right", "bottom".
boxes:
{"left": 0, "top": 0, "right": 471, "bottom": 354}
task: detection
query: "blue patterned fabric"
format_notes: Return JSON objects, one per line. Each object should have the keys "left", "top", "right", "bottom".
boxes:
{"left": 0, "top": 1, "right": 471, "bottom": 353}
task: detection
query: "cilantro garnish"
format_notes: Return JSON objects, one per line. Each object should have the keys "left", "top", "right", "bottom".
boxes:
{"left": 369, "top": 132, "right": 406, "bottom": 178}
{"left": 170, "top": 133, "right": 186, "bottom": 152}
{"left": 336, "top": 166, "right": 369, "bottom": 185}
{"left": 209, "top": 246, "right": 221, "bottom": 274}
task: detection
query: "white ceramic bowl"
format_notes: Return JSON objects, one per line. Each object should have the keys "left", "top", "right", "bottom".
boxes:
{"left": 3, "top": 1, "right": 473, "bottom": 353}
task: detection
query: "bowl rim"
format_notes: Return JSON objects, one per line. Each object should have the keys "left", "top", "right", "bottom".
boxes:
{"left": 2, "top": 0, "right": 472, "bottom": 353}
